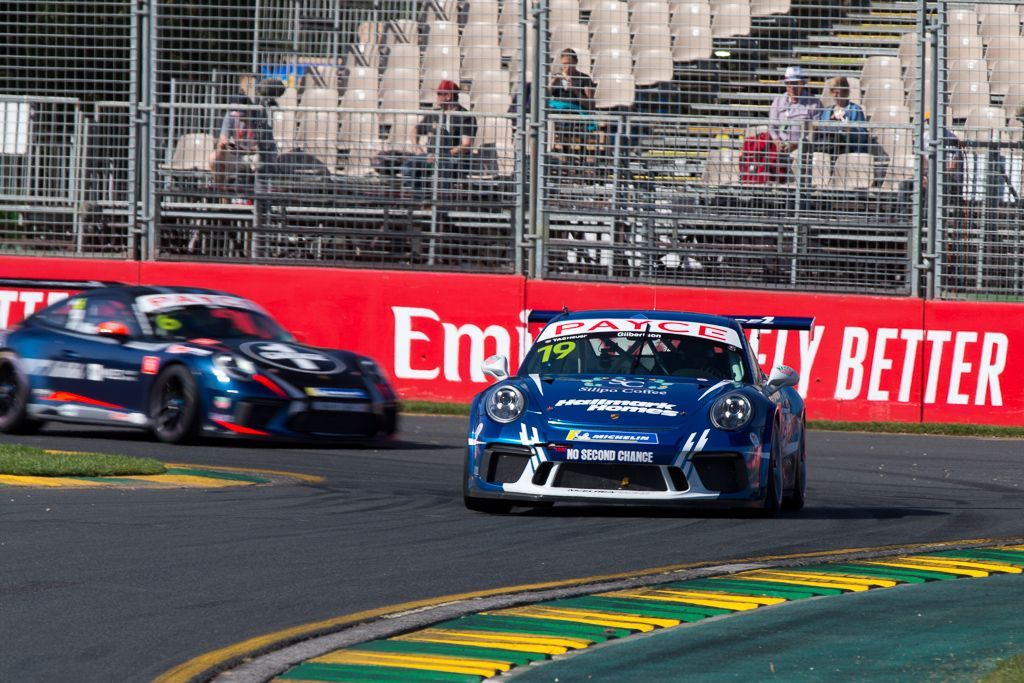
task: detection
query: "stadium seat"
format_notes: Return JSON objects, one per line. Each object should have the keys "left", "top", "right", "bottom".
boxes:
{"left": 461, "top": 22, "right": 500, "bottom": 50}
{"left": 672, "top": 24, "right": 713, "bottom": 62}
{"left": 470, "top": 70, "right": 511, "bottom": 113}
{"left": 422, "top": 20, "right": 460, "bottom": 102}
{"left": 669, "top": 0, "right": 713, "bottom": 62}
{"left": 379, "top": 86, "right": 420, "bottom": 148}
{"left": 699, "top": 147, "right": 740, "bottom": 185}
{"left": 462, "top": 43, "right": 503, "bottom": 82}
{"left": 948, "top": 9, "right": 979, "bottom": 38}
{"left": 965, "top": 106, "right": 1007, "bottom": 141}
{"left": 298, "top": 87, "right": 339, "bottom": 172}
{"left": 593, "top": 48, "right": 633, "bottom": 82}
{"left": 880, "top": 151, "right": 915, "bottom": 192}
{"left": 710, "top": 0, "right": 751, "bottom": 38}
{"left": 978, "top": 4, "right": 1021, "bottom": 44}
{"left": 810, "top": 152, "right": 831, "bottom": 188}
{"left": 354, "top": 21, "right": 382, "bottom": 68}
{"left": 631, "top": 1, "right": 673, "bottom": 84}
{"left": 948, "top": 34, "right": 984, "bottom": 64}
{"left": 634, "top": 30, "right": 675, "bottom": 85}
{"left": 168, "top": 133, "right": 215, "bottom": 171}
{"left": 829, "top": 152, "right": 873, "bottom": 190}
{"left": 498, "top": 0, "right": 528, "bottom": 60}
{"left": 594, "top": 72, "right": 636, "bottom": 108}
{"left": 985, "top": 38, "right": 1024, "bottom": 95}
{"left": 875, "top": 124, "right": 913, "bottom": 162}
{"left": 950, "top": 79, "right": 991, "bottom": 121}
{"left": 870, "top": 103, "right": 910, "bottom": 126}
{"left": 861, "top": 78, "right": 904, "bottom": 119}
{"left": 338, "top": 111, "right": 379, "bottom": 176}
{"left": 344, "top": 66, "right": 378, "bottom": 102}
{"left": 861, "top": 56, "right": 902, "bottom": 85}
{"left": 750, "top": 0, "right": 789, "bottom": 18}
{"left": 551, "top": 0, "right": 582, "bottom": 26}
{"left": 272, "top": 87, "right": 299, "bottom": 154}
{"left": 385, "top": 42, "right": 420, "bottom": 75}
{"left": 475, "top": 115, "right": 515, "bottom": 177}
{"left": 590, "top": 0, "right": 632, "bottom": 54}
{"left": 1001, "top": 83, "right": 1024, "bottom": 120}
{"left": 467, "top": 0, "right": 501, "bottom": 24}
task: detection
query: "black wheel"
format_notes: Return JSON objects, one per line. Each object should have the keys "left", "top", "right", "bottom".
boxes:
{"left": 782, "top": 421, "right": 806, "bottom": 513}
{"left": 149, "top": 365, "right": 199, "bottom": 444}
{"left": 463, "top": 495, "right": 513, "bottom": 514}
{"left": 759, "top": 426, "right": 783, "bottom": 518}
{"left": 0, "top": 359, "right": 43, "bottom": 434}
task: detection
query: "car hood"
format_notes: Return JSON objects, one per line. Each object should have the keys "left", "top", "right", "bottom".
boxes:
{"left": 524, "top": 374, "right": 743, "bottom": 429}
{"left": 176, "top": 338, "right": 369, "bottom": 392}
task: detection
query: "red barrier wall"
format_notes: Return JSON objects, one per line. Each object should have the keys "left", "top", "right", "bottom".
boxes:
{"left": 1, "top": 257, "right": 1020, "bottom": 425}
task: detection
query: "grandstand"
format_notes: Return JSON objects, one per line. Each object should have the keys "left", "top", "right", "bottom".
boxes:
{"left": 1, "top": 0, "right": 1023, "bottom": 301}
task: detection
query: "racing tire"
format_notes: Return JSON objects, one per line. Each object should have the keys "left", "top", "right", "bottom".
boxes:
{"left": 759, "top": 427, "right": 783, "bottom": 518}
{"left": 149, "top": 365, "right": 200, "bottom": 444}
{"left": 463, "top": 495, "right": 513, "bottom": 514}
{"left": 0, "top": 359, "right": 43, "bottom": 435}
{"left": 782, "top": 422, "right": 807, "bottom": 513}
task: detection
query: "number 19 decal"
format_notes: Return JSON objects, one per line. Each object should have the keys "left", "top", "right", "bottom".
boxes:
{"left": 537, "top": 340, "right": 576, "bottom": 363}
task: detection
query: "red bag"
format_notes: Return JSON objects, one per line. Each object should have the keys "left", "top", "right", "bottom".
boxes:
{"left": 739, "top": 132, "right": 783, "bottom": 183}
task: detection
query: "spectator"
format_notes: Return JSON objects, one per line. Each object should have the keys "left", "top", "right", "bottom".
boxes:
{"left": 769, "top": 66, "right": 822, "bottom": 163}
{"left": 547, "top": 48, "right": 597, "bottom": 152}
{"left": 816, "top": 76, "right": 869, "bottom": 158}
{"left": 400, "top": 79, "right": 477, "bottom": 199}
{"left": 208, "top": 73, "right": 280, "bottom": 190}
{"left": 923, "top": 111, "right": 964, "bottom": 200}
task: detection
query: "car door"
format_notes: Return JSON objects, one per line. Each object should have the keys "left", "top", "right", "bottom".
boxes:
{"left": 52, "top": 293, "right": 150, "bottom": 420}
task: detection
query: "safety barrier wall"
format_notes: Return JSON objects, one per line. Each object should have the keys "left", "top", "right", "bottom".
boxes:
{"left": 1, "top": 256, "right": 1019, "bottom": 425}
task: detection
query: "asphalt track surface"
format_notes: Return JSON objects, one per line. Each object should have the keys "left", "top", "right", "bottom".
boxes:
{"left": 1, "top": 417, "right": 1022, "bottom": 683}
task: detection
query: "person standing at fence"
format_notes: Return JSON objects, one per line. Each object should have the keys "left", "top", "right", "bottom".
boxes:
{"left": 400, "top": 80, "right": 477, "bottom": 200}
{"left": 768, "top": 66, "right": 822, "bottom": 179}
{"left": 208, "top": 73, "right": 280, "bottom": 192}
{"left": 816, "top": 76, "right": 868, "bottom": 159}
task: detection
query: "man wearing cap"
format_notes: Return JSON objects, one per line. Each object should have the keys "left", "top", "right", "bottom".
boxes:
{"left": 400, "top": 79, "right": 478, "bottom": 199}
{"left": 768, "top": 66, "right": 822, "bottom": 157}
{"left": 209, "top": 73, "right": 280, "bottom": 190}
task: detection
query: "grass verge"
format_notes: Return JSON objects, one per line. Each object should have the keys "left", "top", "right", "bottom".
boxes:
{"left": 400, "top": 402, "right": 1024, "bottom": 438}
{"left": 0, "top": 444, "right": 166, "bottom": 477}
{"left": 981, "top": 654, "right": 1024, "bottom": 683}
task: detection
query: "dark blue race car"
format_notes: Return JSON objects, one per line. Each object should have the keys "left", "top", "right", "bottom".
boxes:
{"left": 464, "top": 309, "right": 812, "bottom": 515}
{"left": 0, "top": 286, "right": 398, "bottom": 443}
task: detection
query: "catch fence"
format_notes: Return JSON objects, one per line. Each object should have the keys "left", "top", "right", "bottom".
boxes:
{"left": 1, "top": 0, "right": 1022, "bottom": 300}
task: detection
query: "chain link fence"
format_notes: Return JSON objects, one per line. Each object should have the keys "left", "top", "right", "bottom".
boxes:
{"left": 0, "top": 0, "right": 1022, "bottom": 299}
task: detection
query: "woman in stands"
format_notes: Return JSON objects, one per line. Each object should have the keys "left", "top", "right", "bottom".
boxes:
{"left": 817, "top": 76, "right": 869, "bottom": 159}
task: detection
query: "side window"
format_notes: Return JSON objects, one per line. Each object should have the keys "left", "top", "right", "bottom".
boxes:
{"left": 68, "top": 296, "right": 140, "bottom": 336}
{"left": 33, "top": 296, "right": 79, "bottom": 329}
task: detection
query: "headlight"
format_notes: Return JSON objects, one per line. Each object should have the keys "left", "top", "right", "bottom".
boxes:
{"left": 485, "top": 385, "right": 525, "bottom": 423}
{"left": 213, "top": 353, "right": 257, "bottom": 380}
{"left": 710, "top": 393, "right": 753, "bottom": 431}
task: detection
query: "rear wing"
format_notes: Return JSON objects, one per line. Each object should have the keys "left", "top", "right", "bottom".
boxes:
{"left": 527, "top": 309, "right": 569, "bottom": 324}
{"left": 728, "top": 316, "right": 815, "bottom": 331}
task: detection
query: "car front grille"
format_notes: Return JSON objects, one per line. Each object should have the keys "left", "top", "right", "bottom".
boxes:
{"left": 481, "top": 444, "right": 533, "bottom": 484}
{"left": 235, "top": 400, "right": 282, "bottom": 431}
{"left": 553, "top": 463, "right": 667, "bottom": 491}
{"left": 691, "top": 453, "right": 746, "bottom": 493}
{"left": 289, "top": 411, "right": 377, "bottom": 436}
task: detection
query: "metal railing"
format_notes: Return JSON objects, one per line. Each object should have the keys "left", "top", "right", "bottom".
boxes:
{"left": 0, "top": 0, "right": 1022, "bottom": 301}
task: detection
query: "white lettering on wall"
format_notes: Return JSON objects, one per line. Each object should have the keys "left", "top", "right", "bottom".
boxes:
{"left": 897, "top": 329, "right": 924, "bottom": 403}
{"left": 392, "top": 306, "right": 440, "bottom": 380}
{"left": 866, "top": 327, "right": 898, "bottom": 401}
{"left": 442, "top": 323, "right": 511, "bottom": 382}
{"left": 835, "top": 327, "right": 869, "bottom": 400}
{"left": 975, "top": 333, "right": 1007, "bottom": 406}
{"left": 924, "top": 330, "right": 952, "bottom": 404}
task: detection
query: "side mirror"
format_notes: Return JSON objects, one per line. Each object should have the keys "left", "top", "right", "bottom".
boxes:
{"left": 292, "top": 331, "right": 308, "bottom": 343}
{"left": 481, "top": 354, "right": 509, "bottom": 381}
{"left": 97, "top": 321, "right": 131, "bottom": 341}
{"left": 765, "top": 364, "right": 799, "bottom": 395}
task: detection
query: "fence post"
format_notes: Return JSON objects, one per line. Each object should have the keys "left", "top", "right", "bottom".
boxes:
{"left": 131, "top": 0, "right": 156, "bottom": 261}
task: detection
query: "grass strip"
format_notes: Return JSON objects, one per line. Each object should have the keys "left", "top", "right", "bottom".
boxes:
{"left": 0, "top": 444, "right": 165, "bottom": 477}
{"left": 981, "top": 653, "right": 1024, "bottom": 683}
{"left": 399, "top": 401, "right": 1024, "bottom": 438}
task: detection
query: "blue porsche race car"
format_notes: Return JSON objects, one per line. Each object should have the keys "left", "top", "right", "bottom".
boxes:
{"left": 0, "top": 285, "right": 398, "bottom": 443}
{"left": 464, "top": 309, "right": 812, "bottom": 515}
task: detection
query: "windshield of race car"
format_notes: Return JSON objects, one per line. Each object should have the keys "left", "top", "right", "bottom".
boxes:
{"left": 144, "top": 305, "right": 290, "bottom": 341}
{"left": 520, "top": 330, "right": 749, "bottom": 381}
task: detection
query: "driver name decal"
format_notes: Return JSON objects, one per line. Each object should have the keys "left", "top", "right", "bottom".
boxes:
{"left": 556, "top": 398, "right": 680, "bottom": 417}
{"left": 565, "top": 448, "right": 655, "bottom": 463}
{"left": 537, "top": 318, "right": 743, "bottom": 347}
{"left": 135, "top": 293, "right": 264, "bottom": 314}
{"left": 566, "top": 430, "right": 659, "bottom": 444}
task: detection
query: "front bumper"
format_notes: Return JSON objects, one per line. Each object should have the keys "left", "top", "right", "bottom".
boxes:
{"left": 465, "top": 439, "right": 766, "bottom": 507}
{"left": 205, "top": 397, "right": 398, "bottom": 440}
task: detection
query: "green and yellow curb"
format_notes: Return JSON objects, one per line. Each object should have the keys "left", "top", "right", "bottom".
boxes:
{"left": 271, "top": 545, "right": 1024, "bottom": 683}
{"left": 0, "top": 462, "right": 323, "bottom": 489}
